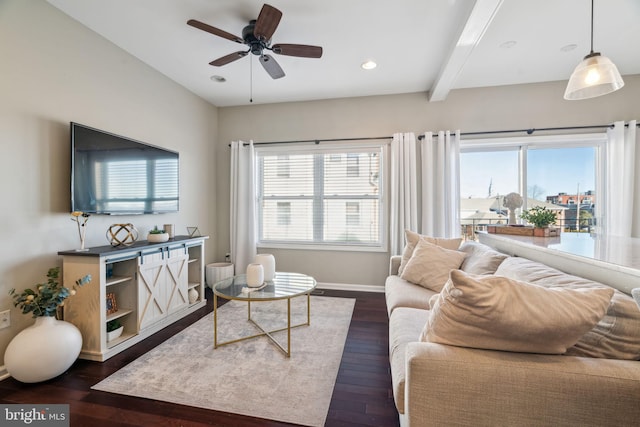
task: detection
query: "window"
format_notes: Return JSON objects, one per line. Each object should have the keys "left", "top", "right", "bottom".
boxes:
{"left": 460, "top": 134, "right": 605, "bottom": 236}
{"left": 256, "top": 144, "right": 386, "bottom": 250}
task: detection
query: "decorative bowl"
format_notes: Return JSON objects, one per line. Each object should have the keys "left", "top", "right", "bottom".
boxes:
{"left": 107, "top": 326, "right": 124, "bottom": 342}
{"left": 148, "top": 233, "right": 169, "bottom": 243}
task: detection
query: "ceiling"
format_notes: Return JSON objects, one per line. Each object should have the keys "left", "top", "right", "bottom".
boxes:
{"left": 47, "top": 0, "right": 640, "bottom": 107}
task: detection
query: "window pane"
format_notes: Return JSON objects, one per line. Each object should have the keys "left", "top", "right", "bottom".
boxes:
{"left": 261, "top": 199, "right": 313, "bottom": 241}
{"left": 262, "top": 154, "right": 314, "bottom": 196}
{"left": 460, "top": 150, "right": 519, "bottom": 198}
{"left": 528, "top": 147, "right": 596, "bottom": 231}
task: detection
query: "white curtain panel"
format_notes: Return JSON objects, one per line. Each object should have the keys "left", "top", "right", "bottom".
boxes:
{"left": 421, "top": 130, "right": 461, "bottom": 238}
{"left": 389, "top": 132, "right": 418, "bottom": 255}
{"left": 605, "top": 121, "right": 637, "bottom": 237}
{"left": 230, "top": 140, "right": 257, "bottom": 273}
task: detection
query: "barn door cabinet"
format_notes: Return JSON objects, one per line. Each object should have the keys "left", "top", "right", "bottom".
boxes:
{"left": 59, "top": 235, "right": 207, "bottom": 361}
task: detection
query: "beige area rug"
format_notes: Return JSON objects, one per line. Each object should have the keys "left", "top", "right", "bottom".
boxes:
{"left": 92, "top": 296, "right": 355, "bottom": 426}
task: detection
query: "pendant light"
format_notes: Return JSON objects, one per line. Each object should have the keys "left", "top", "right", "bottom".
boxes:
{"left": 564, "top": 0, "right": 624, "bottom": 100}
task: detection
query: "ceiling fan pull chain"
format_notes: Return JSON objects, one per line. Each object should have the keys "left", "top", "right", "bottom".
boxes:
{"left": 250, "top": 55, "right": 253, "bottom": 103}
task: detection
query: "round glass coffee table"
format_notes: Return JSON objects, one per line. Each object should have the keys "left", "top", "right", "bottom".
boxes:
{"left": 212, "top": 272, "right": 317, "bottom": 357}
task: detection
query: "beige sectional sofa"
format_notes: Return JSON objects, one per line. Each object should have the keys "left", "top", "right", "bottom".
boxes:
{"left": 386, "top": 239, "right": 640, "bottom": 427}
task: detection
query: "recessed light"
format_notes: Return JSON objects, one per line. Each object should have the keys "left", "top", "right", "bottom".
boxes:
{"left": 210, "top": 75, "right": 226, "bottom": 82}
{"left": 560, "top": 44, "right": 577, "bottom": 52}
{"left": 499, "top": 40, "right": 517, "bottom": 49}
{"left": 361, "top": 60, "right": 377, "bottom": 70}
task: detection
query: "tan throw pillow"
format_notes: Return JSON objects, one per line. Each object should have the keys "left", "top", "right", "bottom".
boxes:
{"left": 421, "top": 270, "right": 614, "bottom": 354}
{"left": 458, "top": 241, "right": 509, "bottom": 275}
{"left": 398, "top": 230, "right": 462, "bottom": 275}
{"left": 400, "top": 239, "right": 466, "bottom": 292}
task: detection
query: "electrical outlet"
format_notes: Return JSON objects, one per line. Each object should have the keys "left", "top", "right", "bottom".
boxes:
{"left": 0, "top": 309, "right": 9, "bottom": 329}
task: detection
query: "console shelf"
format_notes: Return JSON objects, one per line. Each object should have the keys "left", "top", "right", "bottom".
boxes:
{"left": 59, "top": 235, "right": 208, "bottom": 361}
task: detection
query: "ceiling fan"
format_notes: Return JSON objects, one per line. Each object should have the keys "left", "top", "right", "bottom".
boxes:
{"left": 187, "top": 3, "right": 323, "bottom": 79}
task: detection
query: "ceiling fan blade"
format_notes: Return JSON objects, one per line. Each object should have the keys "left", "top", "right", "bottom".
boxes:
{"left": 260, "top": 54, "right": 285, "bottom": 79}
{"left": 209, "top": 51, "right": 248, "bottom": 66}
{"left": 187, "top": 19, "right": 243, "bottom": 44}
{"left": 272, "top": 44, "right": 323, "bottom": 58}
{"left": 253, "top": 4, "right": 282, "bottom": 41}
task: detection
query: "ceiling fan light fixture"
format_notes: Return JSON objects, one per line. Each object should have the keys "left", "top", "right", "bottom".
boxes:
{"left": 361, "top": 60, "right": 377, "bottom": 70}
{"left": 564, "top": 0, "right": 624, "bottom": 100}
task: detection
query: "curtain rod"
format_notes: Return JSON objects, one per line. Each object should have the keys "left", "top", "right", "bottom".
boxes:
{"left": 229, "top": 122, "right": 638, "bottom": 146}
{"left": 233, "top": 136, "right": 393, "bottom": 147}
{"left": 418, "top": 123, "right": 639, "bottom": 140}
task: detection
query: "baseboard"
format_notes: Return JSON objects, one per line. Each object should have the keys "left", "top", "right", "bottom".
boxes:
{"left": 316, "top": 281, "right": 384, "bottom": 293}
{"left": 0, "top": 365, "right": 9, "bottom": 381}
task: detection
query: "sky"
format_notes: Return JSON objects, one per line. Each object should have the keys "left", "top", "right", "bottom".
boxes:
{"left": 460, "top": 146, "right": 596, "bottom": 200}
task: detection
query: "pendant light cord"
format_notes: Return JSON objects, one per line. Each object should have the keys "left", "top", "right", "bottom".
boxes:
{"left": 589, "top": 0, "right": 594, "bottom": 54}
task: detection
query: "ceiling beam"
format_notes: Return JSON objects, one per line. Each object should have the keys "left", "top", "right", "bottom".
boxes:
{"left": 428, "top": 0, "right": 504, "bottom": 102}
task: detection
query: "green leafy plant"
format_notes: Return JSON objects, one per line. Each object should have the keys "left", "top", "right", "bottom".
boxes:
{"left": 106, "top": 319, "right": 122, "bottom": 332}
{"left": 9, "top": 267, "right": 92, "bottom": 318}
{"left": 148, "top": 226, "right": 166, "bottom": 234}
{"left": 520, "top": 206, "right": 557, "bottom": 228}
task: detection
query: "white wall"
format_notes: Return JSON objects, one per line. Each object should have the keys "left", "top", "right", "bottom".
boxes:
{"left": 217, "top": 77, "right": 640, "bottom": 288}
{"left": 0, "top": 1, "right": 218, "bottom": 367}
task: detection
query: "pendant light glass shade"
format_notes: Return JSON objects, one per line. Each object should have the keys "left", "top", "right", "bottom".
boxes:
{"left": 564, "top": 52, "right": 625, "bottom": 100}
{"left": 564, "top": 0, "right": 624, "bottom": 100}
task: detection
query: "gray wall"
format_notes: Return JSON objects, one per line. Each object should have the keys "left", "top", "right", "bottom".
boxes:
{"left": 0, "top": 1, "right": 218, "bottom": 367}
{"left": 216, "top": 78, "right": 640, "bottom": 288}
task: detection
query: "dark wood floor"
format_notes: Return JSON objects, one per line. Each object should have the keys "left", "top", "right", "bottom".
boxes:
{"left": 0, "top": 288, "right": 400, "bottom": 427}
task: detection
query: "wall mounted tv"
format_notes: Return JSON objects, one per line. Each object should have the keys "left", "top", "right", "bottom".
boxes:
{"left": 71, "top": 122, "right": 179, "bottom": 214}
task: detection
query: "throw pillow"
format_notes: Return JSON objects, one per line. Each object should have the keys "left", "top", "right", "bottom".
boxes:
{"left": 398, "top": 230, "right": 462, "bottom": 275}
{"left": 422, "top": 270, "right": 614, "bottom": 354}
{"left": 400, "top": 239, "right": 466, "bottom": 292}
{"left": 458, "top": 241, "right": 509, "bottom": 275}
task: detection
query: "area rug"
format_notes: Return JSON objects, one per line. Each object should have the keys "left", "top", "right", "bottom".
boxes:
{"left": 92, "top": 296, "right": 355, "bottom": 426}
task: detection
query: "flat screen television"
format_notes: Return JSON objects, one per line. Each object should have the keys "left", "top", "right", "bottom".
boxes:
{"left": 71, "top": 122, "right": 179, "bottom": 214}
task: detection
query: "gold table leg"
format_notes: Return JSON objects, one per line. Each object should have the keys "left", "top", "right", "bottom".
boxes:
{"left": 213, "top": 292, "right": 312, "bottom": 357}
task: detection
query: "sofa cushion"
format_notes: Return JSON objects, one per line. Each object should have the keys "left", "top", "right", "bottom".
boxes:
{"left": 400, "top": 239, "right": 466, "bottom": 292}
{"left": 388, "top": 307, "right": 429, "bottom": 414}
{"left": 398, "top": 230, "right": 462, "bottom": 275}
{"left": 421, "top": 270, "right": 614, "bottom": 354}
{"left": 459, "top": 241, "right": 509, "bottom": 275}
{"left": 385, "top": 275, "right": 437, "bottom": 316}
{"left": 496, "top": 257, "right": 640, "bottom": 360}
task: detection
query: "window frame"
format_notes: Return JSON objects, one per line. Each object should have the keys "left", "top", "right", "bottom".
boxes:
{"left": 255, "top": 142, "right": 388, "bottom": 252}
{"left": 460, "top": 132, "right": 606, "bottom": 218}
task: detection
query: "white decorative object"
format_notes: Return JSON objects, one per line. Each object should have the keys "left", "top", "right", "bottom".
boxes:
{"left": 147, "top": 232, "right": 169, "bottom": 243}
{"left": 189, "top": 288, "right": 199, "bottom": 304}
{"left": 503, "top": 192, "right": 523, "bottom": 225}
{"left": 206, "top": 262, "right": 235, "bottom": 287}
{"left": 107, "top": 326, "right": 124, "bottom": 343}
{"left": 5, "top": 316, "right": 82, "bottom": 383}
{"left": 255, "top": 254, "right": 276, "bottom": 281}
{"left": 246, "top": 263, "right": 264, "bottom": 288}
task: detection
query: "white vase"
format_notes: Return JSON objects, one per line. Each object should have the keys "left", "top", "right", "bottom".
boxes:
{"left": 255, "top": 254, "right": 276, "bottom": 281}
{"left": 4, "top": 316, "right": 82, "bottom": 383}
{"left": 188, "top": 288, "right": 199, "bottom": 304}
{"left": 246, "top": 263, "right": 264, "bottom": 287}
